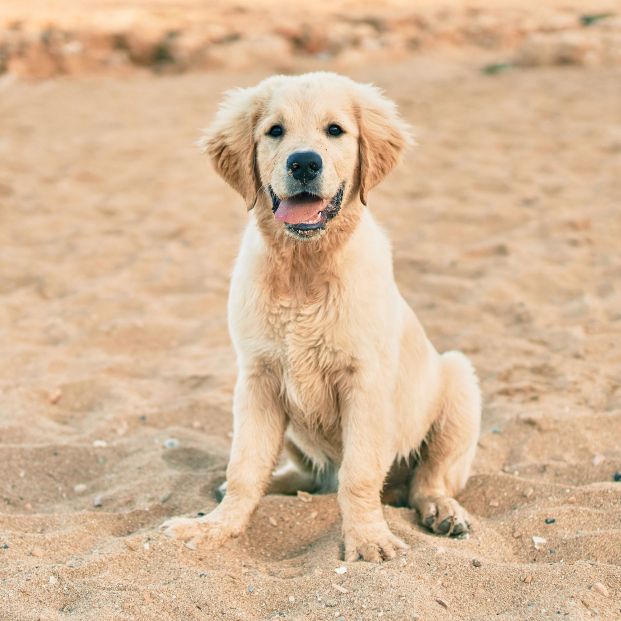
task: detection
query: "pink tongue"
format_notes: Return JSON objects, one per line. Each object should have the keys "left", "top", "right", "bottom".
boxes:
{"left": 274, "top": 198, "right": 329, "bottom": 225}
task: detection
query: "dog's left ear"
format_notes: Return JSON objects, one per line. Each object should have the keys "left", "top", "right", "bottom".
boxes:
{"left": 355, "top": 84, "right": 413, "bottom": 206}
{"left": 200, "top": 80, "right": 280, "bottom": 210}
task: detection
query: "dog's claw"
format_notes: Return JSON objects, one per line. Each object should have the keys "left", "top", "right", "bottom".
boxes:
{"left": 452, "top": 522, "right": 466, "bottom": 536}
{"left": 414, "top": 495, "right": 471, "bottom": 537}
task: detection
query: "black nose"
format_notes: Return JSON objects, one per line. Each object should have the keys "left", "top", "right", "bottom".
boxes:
{"left": 286, "top": 151, "right": 322, "bottom": 183}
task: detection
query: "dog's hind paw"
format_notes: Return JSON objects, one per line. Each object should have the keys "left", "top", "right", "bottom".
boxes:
{"left": 414, "top": 495, "right": 471, "bottom": 537}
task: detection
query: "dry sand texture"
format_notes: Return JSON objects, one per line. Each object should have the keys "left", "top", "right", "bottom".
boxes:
{"left": 1, "top": 2, "right": 621, "bottom": 620}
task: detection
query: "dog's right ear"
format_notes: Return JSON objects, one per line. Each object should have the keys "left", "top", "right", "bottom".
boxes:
{"left": 200, "top": 84, "right": 267, "bottom": 209}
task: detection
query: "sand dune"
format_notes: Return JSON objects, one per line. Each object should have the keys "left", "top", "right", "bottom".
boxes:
{"left": 1, "top": 50, "right": 620, "bottom": 620}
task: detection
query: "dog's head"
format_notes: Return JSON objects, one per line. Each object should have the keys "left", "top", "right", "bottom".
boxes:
{"left": 203, "top": 72, "right": 411, "bottom": 242}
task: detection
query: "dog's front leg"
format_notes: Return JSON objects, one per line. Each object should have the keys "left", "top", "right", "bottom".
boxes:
{"left": 338, "top": 386, "right": 409, "bottom": 562}
{"left": 163, "top": 369, "right": 285, "bottom": 548}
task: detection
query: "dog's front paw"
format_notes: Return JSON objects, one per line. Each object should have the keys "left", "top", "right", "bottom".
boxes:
{"left": 414, "top": 495, "right": 471, "bottom": 537}
{"left": 343, "top": 524, "right": 409, "bottom": 563}
{"left": 161, "top": 514, "right": 235, "bottom": 549}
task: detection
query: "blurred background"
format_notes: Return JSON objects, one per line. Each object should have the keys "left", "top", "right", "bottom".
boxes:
{"left": 1, "top": 1, "right": 620, "bottom": 620}
{"left": 2, "top": 0, "right": 621, "bottom": 77}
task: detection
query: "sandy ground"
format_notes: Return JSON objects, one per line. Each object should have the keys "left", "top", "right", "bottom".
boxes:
{"left": 2, "top": 0, "right": 621, "bottom": 78}
{"left": 1, "top": 51, "right": 621, "bottom": 620}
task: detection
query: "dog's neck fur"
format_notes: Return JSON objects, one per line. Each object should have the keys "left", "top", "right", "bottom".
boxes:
{"left": 252, "top": 194, "right": 365, "bottom": 302}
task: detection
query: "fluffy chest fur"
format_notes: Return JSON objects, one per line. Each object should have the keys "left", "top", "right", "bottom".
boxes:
{"left": 264, "top": 286, "right": 356, "bottom": 435}
{"left": 228, "top": 221, "right": 373, "bottom": 437}
{"left": 229, "top": 215, "right": 398, "bottom": 446}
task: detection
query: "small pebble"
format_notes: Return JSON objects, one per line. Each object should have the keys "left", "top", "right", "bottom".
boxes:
{"left": 544, "top": 517, "right": 556, "bottom": 524}
{"left": 74, "top": 484, "right": 87, "bottom": 494}
{"left": 332, "top": 583, "right": 348, "bottom": 594}
{"left": 592, "top": 454, "right": 605, "bottom": 466}
{"left": 93, "top": 495, "right": 103, "bottom": 508}
{"left": 48, "top": 389, "right": 62, "bottom": 404}
{"left": 613, "top": 472, "right": 621, "bottom": 482}
{"left": 523, "top": 574, "right": 533, "bottom": 584}
{"left": 490, "top": 425, "right": 502, "bottom": 434}
{"left": 489, "top": 500, "right": 499, "bottom": 507}
{"left": 1, "top": 543, "right": 8, "bottom": 550}
{"left": 297, "top": 491, "right": 312, "bottom": 503}
{"left": 567, "top": 496, "right": 577, "bottom": 504}
{"left": 48, "top": 575, "right": 57, "bottom": 585}
{"left": 31, "top": 546, "right": 44, "bottom": 557}
{"left": 288, "top": 595, "right": 295, "bottom": 603}
{"left": 592, "top": 582, "right": 609, "bottom": 597}
{"left": 334, "top": 566, "right": 347, "bottom": 575}
{"left": 247, "top": 585, "right": 255, "bottom": 594}
{"left": 324, "top": 599, "right": 337, "bottom": 608}
{"left": 532, "top": 536, "right": 546, "bottom": 549}
{"left": 163, "top": 438, "right": 179, "bottom": 449}
{"left": 435, "top": 599, "right": 448, "bottom": 609}
{"left": 472, "top": 559, "right": 482, "bottom": 567}
{"left": 269, "top": 517, "right": 278, "bottom": 527}
{"left": 92, "top": 440, "right": 107, "bottom": 448}
{"left": 309, "top": 511, "right": 318, "bottom": 519}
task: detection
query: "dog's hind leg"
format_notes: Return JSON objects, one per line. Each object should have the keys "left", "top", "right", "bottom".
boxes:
{"left": 381, "top": 457, "right": 415, "bottom": 507}
{"left": 267, "top": 438, "right": 320, "bottom": 494}
{"left": 215, "top": 437, "right": 321, "bottom": 500}
{"left": 409, "top": 351, "right": 481, "bottom": 536}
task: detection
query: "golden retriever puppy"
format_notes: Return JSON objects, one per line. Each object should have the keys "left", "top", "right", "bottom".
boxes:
{"left": 163, "top": 72, "right": 481, "bottom": 562}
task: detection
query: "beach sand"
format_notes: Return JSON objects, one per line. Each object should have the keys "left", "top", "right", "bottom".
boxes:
{"left": 1, "top": 17, "right": 621, "bottom": 621}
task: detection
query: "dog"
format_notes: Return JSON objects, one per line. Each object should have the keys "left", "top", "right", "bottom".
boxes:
{"left": 163, "top": 72, "right": 481, "bottom": 562}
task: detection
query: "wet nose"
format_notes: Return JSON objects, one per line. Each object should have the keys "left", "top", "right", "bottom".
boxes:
{"left": 286, "top": 151, "right": 323, "bottom": 184}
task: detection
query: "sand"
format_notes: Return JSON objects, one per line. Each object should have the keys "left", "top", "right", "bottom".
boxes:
{"left": 1, "top": 9, "right": 621, "bottom": 621}
{"left": 3, "top": 0, "right": 621, "bottom": 78}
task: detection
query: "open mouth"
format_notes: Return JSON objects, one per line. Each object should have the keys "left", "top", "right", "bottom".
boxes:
{"left": 269, "top": 184, "right": 344, "bottom": 239}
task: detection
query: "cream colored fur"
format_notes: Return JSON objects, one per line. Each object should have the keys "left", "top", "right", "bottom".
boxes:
{"left": 162, "top": 72, "right": 481, "bottom": 562}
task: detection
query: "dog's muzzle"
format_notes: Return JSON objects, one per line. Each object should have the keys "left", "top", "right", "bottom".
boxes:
{"left": 269, "top": 184, "right": 345, "bottom": 240}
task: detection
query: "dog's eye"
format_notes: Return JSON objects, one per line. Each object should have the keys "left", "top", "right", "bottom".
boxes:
{"left": 327, "top": 124, "right": 344, "bottom": 137}
{"left": 267, "top": 124, "right": 284, "bottom": 138}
